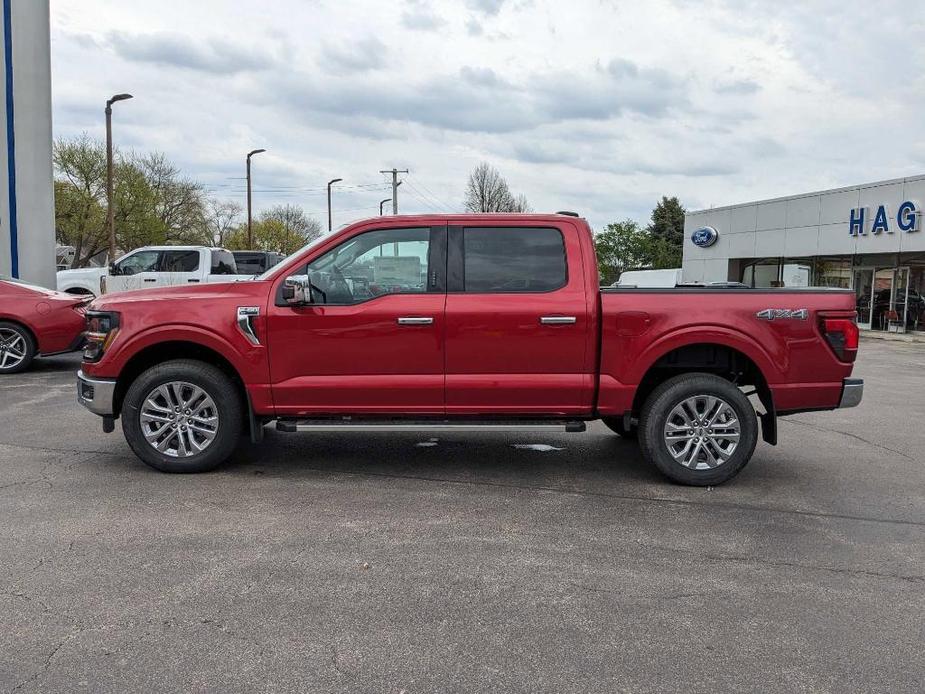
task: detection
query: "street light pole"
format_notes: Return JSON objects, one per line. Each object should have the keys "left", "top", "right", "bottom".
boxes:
{"left": 379, "top": 198, "right": 391, "bottom": 215}
{"left": 327, "top": 178, "right": 343, "bottom": 232}
{"left": 246, "top": 149, "right": 266, "bottom": 249}
{"left": 105, "top": 93, "right": 133, "bottom": 263}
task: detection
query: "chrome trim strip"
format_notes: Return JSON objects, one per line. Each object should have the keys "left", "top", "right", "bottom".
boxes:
{"left": 236, "top": 306, "right": 261, "bottom": 345}
{"left": 77, "top": 369, "right": 117, "bottom": 416}
{"left": 397, "top": 317, "right": 434, "bottom": 325}
{"left": 540, "top": 316, "right": 577, "bottom": 325}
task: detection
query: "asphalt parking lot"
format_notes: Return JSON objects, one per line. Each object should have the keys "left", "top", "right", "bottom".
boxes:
{"left": 1, "top": 341, "right": 924, "bottom": 693}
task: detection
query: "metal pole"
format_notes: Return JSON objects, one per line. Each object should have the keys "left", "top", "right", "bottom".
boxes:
{"left": 379, "top": 198, "right": 390, "bottom": 215}
{"left": 105, "top": 104, "right": 114, "bottom": 263}
{"left": 246, "top": 149, "right": 266, "bottom": 249}
{"left": 327, "top": 178, "right": 343, "bottom": 232}
{"left": 105, "top": 93, "right": 132, "bottom": 263}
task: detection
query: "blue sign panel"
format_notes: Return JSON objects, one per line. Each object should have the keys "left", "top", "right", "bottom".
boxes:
{"left": 849, "top": 201, "right": 921, "bottom": 236}
{"left": 691, "top": 226, "right": 718, "bottom": 248}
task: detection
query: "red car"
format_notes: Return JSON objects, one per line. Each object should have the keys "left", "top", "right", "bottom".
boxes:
{"left": 0, "top": 277, "right": 89, "bottom": 374}
{"left": 76, "top": 213, "right": 862, "bottom": 486}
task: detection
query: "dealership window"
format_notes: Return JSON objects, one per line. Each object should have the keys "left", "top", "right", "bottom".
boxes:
{"left": 813, "top": 257, "right": 851, "bottom": 289}
{"left": 781, "top": 258, "right": 812, "bottom": 287}
{"left": 740, "top": 258, "right": 781, "bottom": 288}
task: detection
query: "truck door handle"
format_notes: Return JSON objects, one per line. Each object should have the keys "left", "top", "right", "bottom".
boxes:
{"left": 187, "top": 279, "right": 200, "bottom": 283}
{"left": 540, "top": 316, "right": 577, "bottom": 325}
{"left": 143, "top": 279, "right": 156, "bottom": 283}
{"left": 397, "top": 317, "right": 434, "bottom": 325}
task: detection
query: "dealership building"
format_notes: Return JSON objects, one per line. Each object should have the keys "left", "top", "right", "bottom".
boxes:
{"left": 682, "top": 174, "right": 925, "bottom": 333}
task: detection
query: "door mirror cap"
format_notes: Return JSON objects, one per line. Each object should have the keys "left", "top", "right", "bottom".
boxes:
{"left": 282, "top": 274, "right": 312, "bottom": 305}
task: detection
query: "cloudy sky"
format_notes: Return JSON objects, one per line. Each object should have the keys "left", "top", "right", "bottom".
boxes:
{"left": 50, "top": 0, "right": 925, "bottom": 230}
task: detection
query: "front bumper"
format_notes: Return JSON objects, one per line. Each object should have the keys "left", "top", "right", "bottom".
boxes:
{"left": 838, "top": 378, "right": 864, "bottom": 409}
{"left": 77, "top": 369, "right": 117, "bottom": 416}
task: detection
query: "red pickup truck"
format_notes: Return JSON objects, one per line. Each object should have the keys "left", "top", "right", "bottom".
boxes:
{"left": 76, "top": 213, "right": 862, "bottom": 486}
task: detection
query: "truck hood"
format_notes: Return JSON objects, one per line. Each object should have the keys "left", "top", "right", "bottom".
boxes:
{"left": 90, "top": 279, "right": 270, "bottom": 311}
{"left": 57, "top": 267, "right": 106, "bottom": 278}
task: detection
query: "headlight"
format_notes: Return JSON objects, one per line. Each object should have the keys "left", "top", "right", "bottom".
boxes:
{"left": 83, "top": 310, "right": 120, "bottom": 362}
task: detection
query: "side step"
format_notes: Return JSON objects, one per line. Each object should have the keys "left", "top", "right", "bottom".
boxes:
{"left": 276, "top": 418, "right": 587, "bottom": 433}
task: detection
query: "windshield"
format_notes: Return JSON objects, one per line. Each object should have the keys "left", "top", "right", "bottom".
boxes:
{"left": 255, "top": 235, "right": 331, "bottom": 281}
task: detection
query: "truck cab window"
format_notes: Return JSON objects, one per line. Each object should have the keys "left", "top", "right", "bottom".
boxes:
{"left": 161, "top": 250, "right": 201, "bottom": 273}
{"left": 299, "top": 227, "right": 431, "bottom": 305}
{"left": 463, "top": 227, "right": 566, "bottom": 292}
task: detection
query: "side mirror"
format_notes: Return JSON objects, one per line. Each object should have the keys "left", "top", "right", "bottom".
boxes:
{"left": 282, "top": 274, "right": 311, "bottom": 306}
{"left": 109, "top": 263, "right": 118, "bottom": 275}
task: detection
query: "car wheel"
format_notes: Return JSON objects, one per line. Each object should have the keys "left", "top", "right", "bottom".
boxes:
{"left": 638, "top": 373, "right": 758, "bottom": 486}
{"left": 121, "top": 359, "right": 242, "bottom": 473}
{"left": 601, "top": 416, "right": 637, "bottom": 439}
{"left": 0, "top": 322, "right": 36, "bottom": 374}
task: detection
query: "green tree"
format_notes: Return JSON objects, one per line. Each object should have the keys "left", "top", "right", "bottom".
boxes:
{"left": 647, "top": 195, "right": 686, "bottom": 251}
{"left": 225, "top": 204, "right": 322, "bottom": 254}
{"left": 53, "top": 134, "right": 210, "bottom": 266}
{"left": 594, "top": 219, "right": 683, "bottom": 285}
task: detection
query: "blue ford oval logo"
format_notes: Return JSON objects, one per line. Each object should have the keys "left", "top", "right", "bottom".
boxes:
{"left": 691, "top": 226, "right": 718, "bottom": 248}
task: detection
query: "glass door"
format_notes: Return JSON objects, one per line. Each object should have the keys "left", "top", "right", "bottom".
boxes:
{"left": 891, "top": 267, "right": 910, "bottom": 332}
{"left": 853, "top": 268, "right": 874, "bottom": 330}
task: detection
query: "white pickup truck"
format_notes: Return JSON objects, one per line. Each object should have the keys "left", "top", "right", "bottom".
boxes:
{"left": 56, "top": 246, "right": 251, "bottom": 297}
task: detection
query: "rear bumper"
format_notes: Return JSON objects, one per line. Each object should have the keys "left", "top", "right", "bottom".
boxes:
{"left": 838, "top": 378, "right": 863, "bottom": 409}
{"left": 77, "top": 369, "right": 117, "bottom": 416}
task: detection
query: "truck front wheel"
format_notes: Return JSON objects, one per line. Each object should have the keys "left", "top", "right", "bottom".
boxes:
{"left": 638, "top": 373, "right": 758, "bottom": 486}
{"left": 121, "top": 359, "right": 242, "bottom": 473}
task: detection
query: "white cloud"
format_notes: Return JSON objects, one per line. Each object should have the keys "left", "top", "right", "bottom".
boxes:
{"left": 50, "top": 0, "right": 925, "bottom": 230}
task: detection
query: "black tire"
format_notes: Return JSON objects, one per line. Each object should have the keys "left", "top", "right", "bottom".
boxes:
{"left": 0, "top": 321, "right": 36, "bottom": 374}
{"left": 601, "top": 416, "right": 637, "bottom": 439}
{"left": 638, "top": 373, "right": 758, "bottom": 486}
{"left": 121, "top": 359, "right": 242, "bottom": 473}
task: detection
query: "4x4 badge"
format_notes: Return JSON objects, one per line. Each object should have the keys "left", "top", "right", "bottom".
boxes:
{"left": 756, "top": 308, "right": 808, "bottom": 321}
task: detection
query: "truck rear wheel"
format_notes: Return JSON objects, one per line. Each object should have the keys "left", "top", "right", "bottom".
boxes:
{"left": 638, "top": 373, "right": 758, "bottom": 486}
{"left": 121, "top": 359, "right": 242, "bottom": 473}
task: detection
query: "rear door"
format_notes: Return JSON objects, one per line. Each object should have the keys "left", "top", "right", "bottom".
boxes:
{"left": 159, "top": 249, "right": 203, "bottom": 287}
{"left": 444, "top": 222, "right": 595, "bottom": 415}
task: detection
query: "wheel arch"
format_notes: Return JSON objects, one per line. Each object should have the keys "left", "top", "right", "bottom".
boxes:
{"left": 631, "top": 341, "right": 777, "bottom": 445}
{"left": 0, "top": 317, "right": 38, "bottom": 353}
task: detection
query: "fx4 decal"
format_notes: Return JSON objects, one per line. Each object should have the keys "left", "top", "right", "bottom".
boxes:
{"left": 756, "top": 308, "right": 808, "bottom": 321}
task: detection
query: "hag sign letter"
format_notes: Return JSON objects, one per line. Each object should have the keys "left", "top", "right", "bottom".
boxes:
{"left": 849, "top": 201, "right": 921, "bottom": 236}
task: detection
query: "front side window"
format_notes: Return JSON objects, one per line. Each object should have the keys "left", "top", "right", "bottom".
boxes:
{"left": 161, "top": 250, "right": 201, "bottom": 273}
{"left": 113, "top": 250, "right": 161, "bottom": 276}
{"left": 463, "top": 227, "right": 566, "bottom": 292}
{"left": 301, "top": 227, "right": 431, "bottom": 304}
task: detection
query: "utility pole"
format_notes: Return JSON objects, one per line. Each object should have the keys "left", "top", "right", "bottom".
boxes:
{"left": 105, "top": 93, "right": 133, "bottom": 263}
{"left": 246, "top": 149, "right": 266, "bottom": 249}
{"left": 379, "top": 168, "right": 408, "bottom": 214}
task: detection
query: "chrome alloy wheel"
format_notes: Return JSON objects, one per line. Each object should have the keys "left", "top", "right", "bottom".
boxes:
{"left": 139, "top": 381, "right": 219, "bottom": 458}
{"left": 0, "top": 328, "right": 27, "bottom": 370}
{"left": 663, "top": 395, "right": 741, "bottom": 470}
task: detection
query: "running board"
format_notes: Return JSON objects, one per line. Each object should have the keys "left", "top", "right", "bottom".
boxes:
{"left": 275, "top": 418, "right": 587, "bottom": 433}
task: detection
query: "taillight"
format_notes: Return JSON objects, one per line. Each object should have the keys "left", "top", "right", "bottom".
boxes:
{"left": 821, "top": 317, "right": 859, "bottom": 363}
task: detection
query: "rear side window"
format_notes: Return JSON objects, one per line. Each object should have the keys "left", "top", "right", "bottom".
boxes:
{"left": 463, "top": 227, "right": 566, "bottom": 292}
{"left": 161, "top": 250, "right": 200, "bottom": 272}
{"left": 211, "top": 250, "right": 238, "bottom": 275}
{"left": 233, "top": 253, "right": 265, "bottom": 274}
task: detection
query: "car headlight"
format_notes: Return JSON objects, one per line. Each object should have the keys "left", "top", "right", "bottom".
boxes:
{"left": 83, "top": 310, "right": 120, "bottom": 362}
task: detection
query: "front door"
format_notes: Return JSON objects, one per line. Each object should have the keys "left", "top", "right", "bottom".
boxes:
{"left": 107, "top": 249, "right": 162, "bottom": 293}
{"left": 443, "top": 223, "right": 595, "bottom": 415}
{"left": 267, "top": 225, "right": 447, "bottom": 415}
